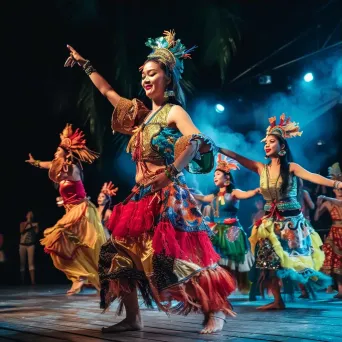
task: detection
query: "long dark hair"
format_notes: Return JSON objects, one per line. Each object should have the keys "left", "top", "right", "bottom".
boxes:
{"left": 100, "top": 194, "right": 112, "bottom": 223}
{"left": 269, "top": 135, "right": 294, "bottom": 194}
{"left": 142, "top": 58, "right": 185, "bottom": 107}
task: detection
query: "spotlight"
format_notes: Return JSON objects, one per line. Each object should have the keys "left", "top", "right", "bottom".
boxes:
{"left": 304, "top": 72, "right": 314, "bottom": 82}
{"left": 317, "top": 139, "right": 325, "bottom": 146}
{"left": 258, "top": 75, "right": 272, "bottom": 85}
{"left": 215, "top": 104, "right": 225, "bottom": 113}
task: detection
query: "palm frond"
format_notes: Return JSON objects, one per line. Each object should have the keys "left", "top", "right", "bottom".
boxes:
{"left": 199, "top": 6, "right": 241, "bottom": 84}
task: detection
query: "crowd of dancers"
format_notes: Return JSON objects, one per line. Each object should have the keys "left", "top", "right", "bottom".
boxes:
{"left": 21, "top": 30, "right": 342, "bottom": 334}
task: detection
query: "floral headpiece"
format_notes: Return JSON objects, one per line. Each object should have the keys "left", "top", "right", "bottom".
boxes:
{"left": 328, "top": 162, "right": 342, "bottom": 181}
{"left": 215, "top": 154, "right": 239, "bottom": 174}
{"left": 59, "top": 124, "right": 99, "bottom": 164}
{"left": 141, "top": 30, "right": 197, "bottom": 85}
{"left": 101, "top": 181, "right": 119, "bottom": 197}
{"left": 261, "top": 114, "right": 303, "bottom": 142}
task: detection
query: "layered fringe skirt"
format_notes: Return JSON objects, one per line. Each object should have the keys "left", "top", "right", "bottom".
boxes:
{"left": 99, "top": 176, "right": 236, "bottom": 316}
{"left": 41, "top": 199, "right": 107, "bottom": 289}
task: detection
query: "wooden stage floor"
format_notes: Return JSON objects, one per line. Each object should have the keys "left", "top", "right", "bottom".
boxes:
{"left": 0, "top": 285, "right": 341, "bottom": 342}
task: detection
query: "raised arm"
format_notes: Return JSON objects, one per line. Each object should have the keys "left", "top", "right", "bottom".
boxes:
{"left": 65, "top": 45, "right": 149, "bottom": 135}
{"left": 232, "top": 188, "right": 260, "bottom": 200}
{"left": 218, "top": 147, "right": 264, "bottom": 175}
{"left": 290, "top": 163, "right": 342, "bottom": 189}
{"left": 25, "top": 154, "right": 52, "bottom": 169}
{"left": 65, "top": 45, "right": 120, "bottom": 107}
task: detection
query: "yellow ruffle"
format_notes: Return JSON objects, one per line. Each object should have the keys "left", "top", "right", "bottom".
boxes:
{"left": 249, "top": 218, "right": 320, "bottom": 273}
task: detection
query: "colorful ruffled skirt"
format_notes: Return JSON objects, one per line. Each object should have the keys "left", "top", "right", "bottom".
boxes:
{"left": 249, "top": 209, "right": 331, "bottom": 295}
{"left": 41, "top": 199, "right": 107, "bottom": 289}
{"left": 208, "top": 218, "right": 254, "bottom": 291}
{"left": 321, "top": 223, "right": 342, "bottom": 282}
{"left": 99, "top": 175, "right": 236, "bottom": 316}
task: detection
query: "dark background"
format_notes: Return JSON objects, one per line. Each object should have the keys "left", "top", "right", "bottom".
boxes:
{"left": 2, "top": 0, "right": 341, "bottom": 285}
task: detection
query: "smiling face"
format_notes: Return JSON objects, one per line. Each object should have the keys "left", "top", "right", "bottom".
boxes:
{"left": 54, "top": 146, "right": 67, "bottom": 160}
{"left": 214, "top": 170, "right": 230, "bottom": 187}
{"left": 264, "top": 135, "right": 285, "bottom": 158}
{"left": 141, "top": 60, "right": 170, "bottom": 101}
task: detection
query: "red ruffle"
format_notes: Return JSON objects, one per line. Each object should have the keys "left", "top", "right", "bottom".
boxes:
{"left": 108, "top": 193, "right": 161, "bottom": 236}
{"left": 153, "top": 220, "right": 220, "bottom": 267}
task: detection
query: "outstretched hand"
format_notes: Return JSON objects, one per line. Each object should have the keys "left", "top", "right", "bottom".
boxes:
{"left": 25, "top": 153, "right": 36, "bottom": 165}
{"left": 103, "top": 181, "right": 119, "bottom": 196}
{"left": 64, "top": 45, "right": 87, "bottom": 68}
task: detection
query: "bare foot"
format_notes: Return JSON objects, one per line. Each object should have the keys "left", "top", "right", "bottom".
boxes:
{"left": 102, "top": 318, "right": 143, "bottom": 333}
{"left": 200, "top": 312, "right": 226, "bottom": 334}
{"left": 67, "top": 280, "right": 84, "bottom": 295}
{"left": 257, "top": 301, "right": 285, "bottom": 310}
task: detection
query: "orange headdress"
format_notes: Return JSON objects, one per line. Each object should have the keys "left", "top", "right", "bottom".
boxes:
{"left": 101, "top": 181, "right": 119, "bottom": 197}
{"left": 215, "top": 154, "right": 239, "bottom": 174}
{"left": 328, "top": 162, "right": 342, "bottom": 181}
{"left": 261, "top": 113, "right": 302, "bottom": 142}
{"left": 59, "top": 124, "right": 99, "bottom": 164}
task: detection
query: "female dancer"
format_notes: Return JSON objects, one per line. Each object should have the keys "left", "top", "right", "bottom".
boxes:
{"left": 220, "top": 114, "right": 339, "bottom": 309}
{"left": 64, "top": 30, "right": 236, "bottom": 334}
{"left": 314, "top": 162, "right": 342, "bottom": 299}
{"left": 97, "top": 182, "right": 118, "bottom": 239}
{"left": 19, "top": 211, "right": 39, "bottom": 285}
{"left": 193, "top": 155, "right": 258, "bottom": 291}
{"left": 25, "top": 124, "right": 106, "bottom": 295}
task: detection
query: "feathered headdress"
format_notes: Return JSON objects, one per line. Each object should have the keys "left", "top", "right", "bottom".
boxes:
{"left": 215, "top": 154, "right": 240, "bottom": 174}
{"left": 101, "top": 181, "right": 119, "bottom": 197}
{"left": 140, "top": 30, "right": 197, "bottom": 85}
{"left": 59, "top": 124, "right": 99, "bottom": 164}
{"left": 261, "top": 113, "right": 303, "bottom": 142}
{"left": 328, "top": 162, "right": 342, "bottom": 181}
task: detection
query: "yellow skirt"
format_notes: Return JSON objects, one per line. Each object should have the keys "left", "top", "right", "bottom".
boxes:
{"left": 41, "top": 200, "right": 106, "bottom": 289}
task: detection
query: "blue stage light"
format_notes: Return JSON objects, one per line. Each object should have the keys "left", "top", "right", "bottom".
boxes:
{"left": 304, "top": 72, "right": 314, "bottom": 82}
{"left": 215, "top": 104, "right": 225, "bottom": 113}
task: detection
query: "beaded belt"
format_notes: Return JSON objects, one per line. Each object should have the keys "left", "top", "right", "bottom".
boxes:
{"left": 264, "top": 200, "right": 301, "bottom": 212}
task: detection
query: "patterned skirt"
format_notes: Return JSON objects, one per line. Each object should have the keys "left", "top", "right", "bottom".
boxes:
{"left": 99, "top": 175, "right": 236, "bottom": 316}
{"left": 249, "top": 209, "right": 331, "bottom": 294}
{"left": 209, "top": 218, "right": 254, "bottom": 272}
{"left": 322, "top": 224, "right": 342, "bottom": 280}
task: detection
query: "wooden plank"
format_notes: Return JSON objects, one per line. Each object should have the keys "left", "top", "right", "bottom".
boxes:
{"left": 1, "top": 286, "right": 341, "bottom": 342}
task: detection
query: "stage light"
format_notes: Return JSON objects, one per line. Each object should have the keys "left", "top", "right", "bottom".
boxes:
{"left": 317, "top": 140, "right": 325, "bottom": 146}
{"left": 258, "top": 75, "right": 272, "bottom": 85}
{"left": 304, "top": 72, "right": 314, "bottom": 82}
{"left": 215, "top": 104, "right": 225, "bottom": 113}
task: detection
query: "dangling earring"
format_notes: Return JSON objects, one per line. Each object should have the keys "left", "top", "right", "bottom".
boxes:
{"left": 278, "top": 149, "right": 286, "bottom": 157}
{"left": 164, "top": 89, "right": 175, "bottom": 100}
{"left": 224, "top": 181, "right": 230, "bottom": 186}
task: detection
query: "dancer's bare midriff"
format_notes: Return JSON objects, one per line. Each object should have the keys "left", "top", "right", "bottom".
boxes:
{"left": 135, "top": 160, "right": 166, "bottom": 184}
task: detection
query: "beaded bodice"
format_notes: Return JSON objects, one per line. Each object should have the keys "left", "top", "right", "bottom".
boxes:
{"left": 260, "top": 165, "right": 301, "bottom": 211}
{"left": 129, "top": 103, "right": 182, "bottom": 163}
